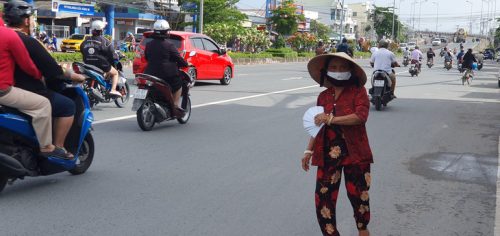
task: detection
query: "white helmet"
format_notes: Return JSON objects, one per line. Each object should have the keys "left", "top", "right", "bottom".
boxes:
{"left": 90, "top": 20, "right": 106, "bottom": 31}
{"left": 153, "top": 20, "right": 170, "bottom": 31}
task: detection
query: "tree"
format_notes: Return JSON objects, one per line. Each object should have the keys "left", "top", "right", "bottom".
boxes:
{"left": 178, "top": 0, "right": 247, "bottom": 29}
{"left": 287, "top": 32, "right": 316, "bottom": 52}
{"left": 269, "top": 0, "right": 305, "bottom": 36}
{"left": 310, "top": 20, "right": 331, "bottom": 42}
{"left": 204, "top": 23, "right": 241, "bottom": 46}
{"left": 371, "top": 6, "right": 402, "bottom": 40}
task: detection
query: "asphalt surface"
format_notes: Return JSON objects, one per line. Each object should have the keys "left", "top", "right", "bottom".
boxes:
{"left": 0, "top": 56, "right": 499, "bottom": 236}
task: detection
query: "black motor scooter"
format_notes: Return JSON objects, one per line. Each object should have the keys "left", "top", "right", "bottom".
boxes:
{"left": 368, "top": 70, "right": 394, "bottom": 111}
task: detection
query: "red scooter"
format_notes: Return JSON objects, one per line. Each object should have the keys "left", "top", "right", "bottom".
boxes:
{"left": 132, "top": 70, "right": 192, "bottom": 131}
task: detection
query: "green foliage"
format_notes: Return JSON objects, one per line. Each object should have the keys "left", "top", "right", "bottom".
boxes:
{"left": 273, "top": 35, "right": 286, "bottom": 49}
{"left": 298, "top": 52, "right": 315, "bottom": 57}
{"left": 372, "top": 6, "right": 401, "bottom": 40}
{"left": 228, "top": 52, "right": 273, "bottom": 59}
{"left": 50, "top": 52, "right": 135, "bottom": 62}
{"left": 238, "top": 27, "right": 271, "bottom": 52}
{"left": 286, "top": 32, "right": 317, "bottom": 52}
{"left": 353, "top": 51, "right": 371, "bottom": 59}
{"left": 265, "top": 48, "right": 298, "bottom": 58}
{"left": 204, "top": 23, "right": 241, "bottom": 46}
{"left": 309, "top": 20, "right": 331, "bottom": 42}
{"left": 179, "top": 0, "right": 247, "bottom": 29}
{"left": 269, "top": 0, "right": 305, "bottom": 36}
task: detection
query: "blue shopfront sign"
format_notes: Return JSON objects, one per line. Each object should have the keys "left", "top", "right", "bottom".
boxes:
{"left": 59, "top": 4, "right": 94, "bottom": 15}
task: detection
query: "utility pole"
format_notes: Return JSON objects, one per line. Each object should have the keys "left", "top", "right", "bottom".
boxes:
{"left": 431, "top": 2, "right": 438, "bottom": 33}
{"left": 418, "top": 0, "right": 427, "bottom": 31}
{"left": 480, "top": 0, "right": 484, "bottom": 35}
{"left": 339, "top": 0, "right": 346, "bottom": 41}
{"left": 466, "top": 0, "right": 473, "bottom": 34}
{"left": 199, "top": 0, "right": 204, "bottom": 34}
{"left": 392, "top": 0, "right": 396, "bottom": 40}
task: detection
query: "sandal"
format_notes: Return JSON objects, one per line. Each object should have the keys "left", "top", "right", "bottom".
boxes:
{"left": 41, "top": 147, "right": 74, "bottom": 160}
{"left": 109, "top": 91, "right": 123, "bottom": 97}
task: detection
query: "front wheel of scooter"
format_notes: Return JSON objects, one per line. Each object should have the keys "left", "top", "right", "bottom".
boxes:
{"left": 0, "top": 175, "right": 8, "bottom": 193}
{"left": 68, "top": 133, "right": 95, "bottom": 175}
{"left": 177, "top": 96, "right": 191, "bottom": 124}
{"left": 137, "top": 100, "right": 156, "bottom": 131}
{"left": 114, "top": 82, "right": 130, "bottom": 108}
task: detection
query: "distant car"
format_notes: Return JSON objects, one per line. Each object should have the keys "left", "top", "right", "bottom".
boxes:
{"left": 133, "top": 31, "right": 234, "bottom": 85}
{"left": 431, "top": 39, "right": 441, "bottom": 46}
{"left": 484, "top": 49, "right": 495, "bottom": 60}
{"left": 61, "top": 34, "right": 91, "bottom": 52}
{"left": 407, "top": 42, "right": 416, "bottom": 50}
{"left": 399, "top": 43, "right": 408, "bottom": 51}
{"left": 440, "top": 38, "right": 447, "bottom": 43}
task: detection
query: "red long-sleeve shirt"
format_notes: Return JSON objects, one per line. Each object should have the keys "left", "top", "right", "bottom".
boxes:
{"left": 0, "top": 26, "right": 42, "bottom": 90}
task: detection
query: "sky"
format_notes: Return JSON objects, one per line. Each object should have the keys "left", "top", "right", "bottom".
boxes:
{"left": 236, "top": 0, "right": 500, "bottom": 34}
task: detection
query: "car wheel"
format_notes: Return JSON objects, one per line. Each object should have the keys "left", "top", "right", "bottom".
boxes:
{"left": 220, "top": 67, "right": 232, "bottom": 85}
{"left": 187, "top": 67, "right": 197, "bottom": 86}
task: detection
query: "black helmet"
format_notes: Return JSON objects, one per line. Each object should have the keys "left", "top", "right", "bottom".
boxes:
{"left": 3, "top": 0, "right": 34, "bottom": 26}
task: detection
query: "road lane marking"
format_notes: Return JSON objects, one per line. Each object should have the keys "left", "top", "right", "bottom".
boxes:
{"left": 495, "top": 136, "right": 500, "bottom": 236}
{"left": 93, "top": 85, "right": 318, "bottom": 125}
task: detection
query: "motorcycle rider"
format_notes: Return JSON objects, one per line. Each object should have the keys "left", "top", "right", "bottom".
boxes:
{"left": 80, "top": 20, "right": 122, "bottom": 97}
{"left": 462, "top": 49, "right": 477, "bottom": 73}
{"left": 426, "top": 48, "right": 435, "bottom": 65}
{"left": 0, "top": 5, "right": 66, "bottom": 158}
{"left": 456, "top": 49, "right": 465, "bottom": 67}
{"left": 444, "top": 51, "right": 453, "bottom": 67}
{"left": 4, "top": 0, "right": 86, "bottom": 159}
{"left": 370, "top": 39, "right": 399, "bottom": 98}
{"left": 402, "top": 47, "right": 410, "bottom": 64}
{"left": 144, "top": 19, "right": 188, "bottom": 117}
{"left": 410, "top": 46, "right": 423, "bottom": 71}
{"left": 336, "top": 38, "right": 353, "bottom": 57}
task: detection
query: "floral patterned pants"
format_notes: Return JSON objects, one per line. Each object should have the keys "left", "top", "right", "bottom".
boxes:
{"left": 315, "top": 163, "right": 371, "bottom": 236}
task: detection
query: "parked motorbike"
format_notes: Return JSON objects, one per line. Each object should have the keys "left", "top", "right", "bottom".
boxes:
{"left": 444, "top": 61, "right": 452, "bottom": 70}
{"left": 402, "top": 56, "right": 409, "bottom": 67}
{"left": 0, "top": 75, "right": 95, "bottom": 192}
{"left": 132, "top": 70, "right": 192, "bottom": 131}
{"left": 368, "top": 70, "right": 394, "bottom": 111}
{"left": 78, "top": 53, "right": 130, "bottom": 108}
{"left": 409, "top": 62, "right": 420, "bottom": 77}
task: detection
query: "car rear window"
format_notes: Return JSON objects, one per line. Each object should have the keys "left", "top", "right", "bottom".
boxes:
{"left": 70, "top": 34, "right": 85, "bottom": 40}
{"left": 141, "top": 36, "right": 182, "bottom": 49}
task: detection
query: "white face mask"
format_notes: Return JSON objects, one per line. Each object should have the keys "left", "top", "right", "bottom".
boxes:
{"left": 327, "top": 71, "right": 352, "bottom": 81}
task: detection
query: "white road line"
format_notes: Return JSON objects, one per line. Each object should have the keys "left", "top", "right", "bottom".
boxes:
{"left": 495, "top": 136, "right": 500, "bottom": 236}
{"left": 93, "top": 85, "right": 318, "bottom": 125}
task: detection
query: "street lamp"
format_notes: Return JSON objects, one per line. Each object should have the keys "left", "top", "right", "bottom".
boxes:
{"left": 418, "top": 0, "right": 427, "bottom": 32}
{"left": 392, "top": 0, "right": 396, "bottom": 40}
{"left": 466, "top": 0, "right": 473, "bottom": 34}
{"left": 431, "top": 2, "right": 438, "bottom": 33}
{"left": 199, "top": 0, "right": 204, "bottom": 33}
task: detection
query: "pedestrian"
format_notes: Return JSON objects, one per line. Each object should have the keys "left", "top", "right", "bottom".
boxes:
{"left": 51, "top": 34, "right": 57, "bottom": 52}
{"left": 316, "top": 40, "right": 326, "bottom": 56}
{"left": 302, "top": 52, "right": 373, "bottom": 236}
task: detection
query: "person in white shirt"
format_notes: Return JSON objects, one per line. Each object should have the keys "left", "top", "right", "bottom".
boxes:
{"left": 370, "top": 39, "right": 400, "bottom": 97}
{"left": 410, "top": 46, "right": 423, "bottom": 71}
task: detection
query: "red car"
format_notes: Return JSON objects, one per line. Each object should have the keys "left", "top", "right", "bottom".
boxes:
{"left": 133, "top": 31, "right": 234, "bottom": 85}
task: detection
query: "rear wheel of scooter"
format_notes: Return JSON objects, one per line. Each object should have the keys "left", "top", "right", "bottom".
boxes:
{"left": 69, "top": 133, "right": 95, "bottom": 175}
{"left": 374, "top": 97, "right": 382, "bottom": 111}
{"left": 177, "top": 96, "right": 191, "bottom": 124}
{"left": 137, "top": 100, "right": 156, "bottom": 131}
{"left": 187, "top": 67, "right": 197, "bottom": 87}
{"left": 114, "top": 82, "right": 130, "bottom": 108}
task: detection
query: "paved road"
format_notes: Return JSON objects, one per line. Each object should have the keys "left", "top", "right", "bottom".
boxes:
{"left": 0, "top": 58, "right": 499, "bottom": 236}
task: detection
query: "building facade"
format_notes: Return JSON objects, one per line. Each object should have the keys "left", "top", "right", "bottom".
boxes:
{"left": 349, "top": 1, "right": 375, "bottom": 39}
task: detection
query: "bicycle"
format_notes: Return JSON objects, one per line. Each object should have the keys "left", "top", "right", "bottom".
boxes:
{"left": 462, "top": 68, "right": 473, "bottom": 85}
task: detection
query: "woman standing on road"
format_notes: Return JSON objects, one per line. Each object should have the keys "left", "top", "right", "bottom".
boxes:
{"left": 302, "top": 52, "right": 373, "bottom": 236}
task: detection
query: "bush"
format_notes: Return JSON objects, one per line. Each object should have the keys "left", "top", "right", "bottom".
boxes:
{"left": 353, "top": 51, "right": 372, "bottom": 59}
{"left": 228, "top": 52, "right": 273, "bottom": 59}
{"left": 50, "top": 51, "right": 136, "bottom": 62}
{"left": 266, "top": 48, "right": 294, "bottom": 53}
{"left": 298, "top": 52, "right": 315, "bottom": 57}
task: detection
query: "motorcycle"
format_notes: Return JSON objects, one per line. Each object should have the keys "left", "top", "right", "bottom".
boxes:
{"left": 458, "top": 63, "right": 465, "bottom": 73}
{"left": 80, "top": 52, "right": 130, "bottom": 108}
{"left": 0, "top": 73, "right": 95, "bottom": 192}
{"left": 368, "top": 70, "right": 394, "bottom": 111}
{"left": 427, "top": 59, "right": 433, "bottom": 68}
{"left": 402, "top": 56, "right": 409, "bottom": 67}
{"left": 409, "top": 61, "right": 420, "bottom": 77}
{"left": 477, "top": 61, "right": 483, "bottom": 70}
{"left": 132, "top": 70, "right": 192, "bottom": 131}
{"left": 444, "top": 61, "right": 452, "bottom": 70}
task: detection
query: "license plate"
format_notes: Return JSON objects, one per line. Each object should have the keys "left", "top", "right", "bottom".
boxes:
{"left": 133, "top": 89, "right": 148, "bottom": 99}
{"left": 131, "top": 99, "right": 144, "bottom": 111}
{"left": 373, "top": 80, "right": 385, "bottom": 87}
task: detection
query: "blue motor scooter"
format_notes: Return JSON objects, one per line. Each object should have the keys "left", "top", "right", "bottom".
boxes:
{"left": 0, "top": 69, "right": 95, "bottom": 192}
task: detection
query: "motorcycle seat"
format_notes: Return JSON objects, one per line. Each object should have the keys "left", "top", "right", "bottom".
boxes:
{"left": 0, "top": 105, "right": 32, "bottom": 121}
{"left": 74, "top": 62, "right": 104, "bottom": 75}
